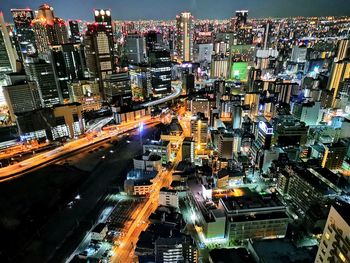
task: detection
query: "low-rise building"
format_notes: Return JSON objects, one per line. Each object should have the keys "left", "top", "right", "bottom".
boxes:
{"left": 133, "top": 151, "right": 162, "bottom": 171}
{"left": 143, "top": 140, "right": 171, "bottom": 164}
{"left": 159, "top": 188, "right": 180, "bottom": 209}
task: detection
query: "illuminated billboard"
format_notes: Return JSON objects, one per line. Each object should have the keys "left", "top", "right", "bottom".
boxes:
{"left": 230, "top": 62, "right": 248, "bottom": 82}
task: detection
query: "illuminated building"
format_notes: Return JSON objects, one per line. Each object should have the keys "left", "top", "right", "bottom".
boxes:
{"left": 268, "top": 79, "right": 300, "bottom": 104}
{"left": 146, "top": 30, "right": 163, "bottom": 53}
{"left": 84, "top": 23, "right": 115, "bottom": 97}
{"left": 133, "top": 151, "right": 162, "bottom": 172}
{"left": 0, "top": 12, "right": 18, "bottom": 73}
{"left": 155, "top": 236, "right": 198, "bottom": 263}
{"left": 276, "top": 166, "right": 341, "bottom": 213}
{"left": 194, "top": 43, "right": 213, "bottom": 64}
{"left": 218, "top": 133, "right": 234, "bottom": 159}
{"left": 292, "top": 101, "right": 321, "bottom": 126}
{"left": 129, "top": 64, "right": 151, "bottom": 100}
{"left": 182, "top": 137, "right": 195, "bottom": 163}
{"left": 272, "top": 116, "right": 308, "bottom": 147}
{"left": 68, "top": 80, "right": 101, "bottom": 111}
{"left": 94, "top": 9, "right": 113, "bottom": 39}
{"left": 231, "top": 95, "right": 243, "bottom": 129}
{"left": 11, "top": 8, "right": 36, "bottom": 57}
{"left": 315, "top": 199, "right": 350, "bottom": 263}
{"left": 31, "top": 4, "right": 68, "bottom": 53}
{"left": 218, "top": 189, "right": 288, "bottom": 243}
{"left": 104, "top": 72, "right": 132, "bottom": 106}
{"left": 210, "top": 56, "right": 228, "bottom": 78}
{"left": 24, "top": 58, "right": 62, "bottom": 106}
{"left": 191, "top": 112, "right": 208, "bottom": 151}
{"left": 50, "top": 43, "right": 86, "bottom": 100}
{"left": 250, "top": 120, "right": 273, "bottom": 168}
{"left": 3, "top": 73, "right": 41, "bottom": 121}
{"left": 291, "top": 45, "right": 307, "bottom": 63}
{"left": 321, "top": 143, "right": 346, "bottom": 170}
{"left": 159, "top": 188, "right": 180, "bottom": 209}
{"left": 125, "top": 34, "right": 147, "bottom": 64}
{"left": 232, "top": 10, "right": 248, "bottom": 31}
{"left": 176, "top": 12, "right": 193, "bottom": 61}
{"left": 16, "top": 103, "right": 84, "bottom": 141}
{"left": 143, "top": 140, "right": 171, "bottom": 164}
{"left": 149, "top": 49, "right": 172, "bottom": 96}
{"left": 188, "top": 97, "right": 215, "bottom": 118}
{"left": 182, "top": 72, "right": 195, "bottom": 94}
{"left": 336, "top": 38, "right": 350, "bottom": 61}
{"left": 68, "top": 20, "right": 81, "bottom": 43}
{"left": 327, "top": 60, "right": 350, "bottom": 107}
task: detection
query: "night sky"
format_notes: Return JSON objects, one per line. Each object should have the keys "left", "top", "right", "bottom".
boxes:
{"left": 1, "top": 0, "right": 350, "bottom": 22}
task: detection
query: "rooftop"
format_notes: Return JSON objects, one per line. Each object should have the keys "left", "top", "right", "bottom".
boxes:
{"left": 209, "top": 248, "right": 255, "bottom": 263}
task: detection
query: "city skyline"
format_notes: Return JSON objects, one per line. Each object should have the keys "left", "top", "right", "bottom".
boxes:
{"left": 1, "top": 0, "right": 350, "bottom": 22}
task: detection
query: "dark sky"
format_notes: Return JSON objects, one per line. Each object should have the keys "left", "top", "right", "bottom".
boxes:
{"left": 1, "top": 0, "right": 350, "bottom": 22}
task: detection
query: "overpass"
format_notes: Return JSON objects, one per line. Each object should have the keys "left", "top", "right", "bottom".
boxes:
{"left": 141, "top": 82, "right": 182, "bottom": 107}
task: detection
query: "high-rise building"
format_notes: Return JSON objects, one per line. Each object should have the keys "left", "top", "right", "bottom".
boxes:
{"left": 129, "top": 64, "right": 152, "bottom": 100}
{"left": 11, "top": 8, "right": 36, "bottom": 57}
{"left": 24, "top": 58, "right": 62, "bottom": 106}
{"left": 176, "top": 12, "right": 193, "bottom": 61}
{"left": 336, "top": 38, "right": 350, "bottom": 61}
{"left": 50, "top": 43, "right": 86, "bottom": 100}
{"left": 3, "top": 73, "right": 41, "bottom": 120}
{"left": 146, "top": 30, "right": 163, "bottom": 53}
{"left": 315, "top": 199, "right": 350, "bottom": 263}
{"left": 68, "top": 20, "right": 81, "bottom": 43}
{"left": 31, "top": 4, "right": 68, "bottom": 54}
{"left": 125, "top": 34, "right": 147, "bottom": 64}
{"left": 0, "top": 12, "right": 18, "bottom": 73}
{"left": 218, "top": 132, "right": 234, "bottom": 159}
{"left": 191, "top": 112, "right": 208, "bottom": 151}
{"left": 104, "top": 72, "right": 132, "bottom": 106}
{"left": 94, "top": 9, "right": 113, "bottom": 38}
{"left": 321, "top": 142, "right": 347, "bottom": 170}
{"left": 149, "top": 49, "right": 171, "bottom": 96}
{"left": 84, "top": 24, "right": 115, "bottom": 98}
{"left": 327, "top": 60, "right": 350, "bottom": 107}
{"left": 233, "top": 10, "right": 248, "bottom": 30}
{"left": 292, "top": 101, "right": 320, "bottom": 126}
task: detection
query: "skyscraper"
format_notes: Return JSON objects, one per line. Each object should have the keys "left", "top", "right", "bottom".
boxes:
{"left": 25, "top": 58, "right": 62, "bottom": 106}
{"left": 84, "top": 24, "right": 115, "bottom": 98}
{"left": 125, "top": 34, "right": 147, "bottom": 64}
{"left": 0, "top": 12, "right": 18, "bottom": 72}
{"left": 176, "top": 12, "right": 193, "bottom": 61}
{"left": 11, "top": 8, "right": 36, "bottom": 57}
{"left": 68, "top": 20, "right": 81, "bottom": 43}
{"left": 31, "top": 4, "right": 68, "bottom": 54}
{"left": 149, "top": 49, "right": 172, "bottom": 96}
{"left": 94, "top": 9, "right": 113, "bottom": 38}
{"left": 327, "top": 60, "right": 350, "bottom": 107}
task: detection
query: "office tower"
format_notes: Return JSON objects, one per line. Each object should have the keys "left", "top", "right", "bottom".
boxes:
{"left": 149, "top": 49, "right": 171, "bottom": 96}
{"left": 247, "top": 67, "right": 262, "bottom": 92}
{"left": 25, "top": 58, "right": 62, "bottom": 106}
{"left": 104, "top": 72, "right": 132, "bottom": 106}
{"left": 233, "top": 10, "right": 248, "bottom": 30}
{"left": 68, "top": 80, "right": 101, "bottom": 111}
{"left": 182, "top": 72, "right": 195, "bottom": 95}
{"left": 182, "top": 137, "right": 195, "bottom": 163}
{"left": 291, "top": 45, "right": 307, "bottom": 63}
{"left": 273, "top": 116, "right": 308, "bottom": 147}
{"left": 84, "top": 24, "right": 115, "bottom": 98}
{"left": 210, "top": 56, "right": 228, "bottom": 78}
{"left": 231, "top": 95, "right": 243, "bottom": 129}
{"left": 11, "top": 8, "right": 36, "bottom": 57}
{"left": 31, "top": 4, "right": 68, "bottom": 53}
{"left": 269, "top": 79, "right": 300, "bottom": 104}
{"left": 0, "top": 12, "right": 18, "bottom": 72}
{"left": 194, "top": 43, "right": 213, "bottom": 64}
{"left": 336, "top": 38, "right": 350, "bottom": 61}
{"left": 68, "top": 20, "right": 81, "bottom": 43}
{"left": 125, "top": 34, "right": 147, "bottom": 64}
{"left": 327, "top": 60, "right": 350, "bottom": 107}
{"left": 250, "top": 120, "right": 273, "bottom": 169}
{"left": 3, "top": 74, "right": 41, "bottom": 120}
{"left": 146, "top": 30, "right": 163, "bottom": 53}
{"left": 94, "top": 9, "right": 113, "bottom": 39}
{"left": 191, "top": 112, "right": 208, "bottom": 151}
{"left": 129, "top": 64, "right": 152, "bottom": 100}
{"left": 218, "top": 133, "right": 234, "bottom": 159}
{"left": 155, "top": 236, "right": 198, "bottom": 263}
{"left": 292, "top": 101, "right": 320, "bottom": 126}
{"left": 50, "top": 43, "right": 86, "bottom": 100}
{"left": 176, "top": 12, "right": 193, "bottom": 61}
{"left": 321, "top": 142, "right": 346, "bottom": 170}
{"left": 315, "top": 199, "right": 350, "bottom": 263}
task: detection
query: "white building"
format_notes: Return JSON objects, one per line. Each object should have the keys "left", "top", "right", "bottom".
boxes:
{"left": 159, "top": 188, "right": 180, "bottom": 209}
{"left": 315, "top": 199, "right": 350, "bottom": 263}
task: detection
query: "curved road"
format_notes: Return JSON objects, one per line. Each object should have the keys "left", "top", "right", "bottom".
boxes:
{"left": 141, "top": 81, "right": 182, "bottom": 107}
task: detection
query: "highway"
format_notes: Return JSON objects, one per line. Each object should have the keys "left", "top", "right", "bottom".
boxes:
{"left": 0, "top": 116, "right": 158, "bottom": 182}
{"left": 141, "top": 81, "right": 182, "bottom": 107}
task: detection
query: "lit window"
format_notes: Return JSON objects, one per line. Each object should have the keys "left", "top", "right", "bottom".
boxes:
{"left": 339, "top": 252, "right": 346, "bottom": 262}
{"left": 325, "top": 232, "right": 330, "bottom": 240}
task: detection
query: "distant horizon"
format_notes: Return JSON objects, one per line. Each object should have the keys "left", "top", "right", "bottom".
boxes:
{"left": 1, "top": 0, "right": 350, "bottom": 23}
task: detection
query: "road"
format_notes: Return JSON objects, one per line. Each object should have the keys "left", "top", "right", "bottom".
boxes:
{"left": 16, "top": 123, "right": 159, "bottom": 263}
{"left": 111, "top": 154, "right": 181, "bottom": 263}
{"left": 141, "top": 82, "right": 182, "bottom": 107}
{"left": 0, "top": 116, "right": 157, "bottom": 182}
